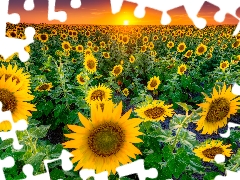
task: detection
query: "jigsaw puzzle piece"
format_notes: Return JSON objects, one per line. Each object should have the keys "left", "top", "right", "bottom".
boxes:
{"left": 79, "top": 169, "right": 108, "bottom": 180}
{"left": 219, "top": 122, "right": 240, "bottom": 138}
{"left": 21, "top": 150, "right": 73, "bottom": 180}
{"left": 0, "top": 0, "right": 35, "bottom": 62}
{"left": 24, "top": 0, "right": 35, "bottom": 11}
{"left": 0, "top": 102, "right": 28, "bottom": 150}
{"left": 232, "top": 83, "right": 240, "bottom": 96}
{"left": 0, "top": 156, "right": 15, "bottom": 180}
{"left": 116, "top": 159, "right": 158, "bottom": 180}
{"left": 183, "top": 0, "right": 207, "bottom": 29}
{"left": 206, "top": 0, "right": 240, "bottom": 35}
{"left": 48, "top": 0, "right": 81, "bottom": 22}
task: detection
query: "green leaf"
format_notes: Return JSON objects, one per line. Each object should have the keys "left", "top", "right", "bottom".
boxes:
{"left": 0, "top": 139, "right": 13, "bottom": 150}
{"left": 162, "top": 145, "right": 173, "bottom": 162}
{"left": 29, "top": 125, "right": 51, "bottom": 139}
{"left": 203, "top": 172, "right": 220, "bottom": 180}
{"left": 176, "top": 102, "right": 193, "bottom": 112}
{"left": 26, "top": 153, "right": 45, "bottom": 173}
{"left": 145, "top": 153, "right": 162, "bottom": 164}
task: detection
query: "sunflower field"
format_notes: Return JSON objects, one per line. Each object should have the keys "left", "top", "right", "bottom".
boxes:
{"left": 1, "top": 23, "right": 240, "bottom": 180}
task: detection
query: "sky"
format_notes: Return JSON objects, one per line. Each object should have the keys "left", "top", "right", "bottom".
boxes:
{"left": 8, "top": 0, "right": 240, "bottom": 25}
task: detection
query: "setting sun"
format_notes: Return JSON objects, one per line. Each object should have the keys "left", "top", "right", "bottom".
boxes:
{"left": 123, "top": 20, "right": 129, "bottom": 25}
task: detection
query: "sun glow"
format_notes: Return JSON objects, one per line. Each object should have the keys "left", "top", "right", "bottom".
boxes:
{"left": 123, "top": 20, "right": 129, "bottom": 25}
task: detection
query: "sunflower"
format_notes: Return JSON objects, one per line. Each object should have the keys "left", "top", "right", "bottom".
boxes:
{"left": 129, "top": 55, "right": 135, "bottom": 63}
{"left": 85, "top": 84, "right": 112, "bottom": 105}
{"left": 100, "top": 41, "right": 106, "bottom": 48}
{"left": 162, "top": 36, "right": 167, "bottom": 42}
{"left": 167, "top": 41, "right": 174, "bottom": 49}
{"left": 193, "top": 140, "right": 232, "bottom": 162}
{"left": 0, "top": 64, "right": 31, "bottom": 91}
{"left": 35, "top": 82, "right": 53, "bottom": 92}
{"left": 84, "top": 48, "right": 92, "bottom": 57}
{"left": 76, "top": 73, "right": 89, "bottom": 85}
{"left": 112, "top": 65, "right": 123, "bottom": 77}
{"left": 24, "top": 46, "right": 31, "bottom": 53}
{"left": 83, "top": 54, "right": 98, "bottom": 74}
{"left": 143, "top": 36, "right": 148, "bottom": 43}
{"left": 0, "top": 120, "right": 12, "bottom": 132}
{"left": 122, "top": 35, "right": 129, "bottom": 44}
{"left": 76, "top": 45, "right": 84, "bottom": 53}
{"left": 93, "top": 46, "right": 99, "bottom": 52}
{"left": 87, "top": 41, "right": 93, "bottom": 48}
{"left": 220, "top": 61, "right": 229, "bottom": 71}
{"left": 232, "top": 41, "right": 240, "bottom": 49}
{"left": 62, "top": 41, "right": 71, "bottom": 51}
{"left": 196, "top": 83, "right": 240, "bottom": 134}
{"left": 147, "top": 76, "right": 161, "bottom": 91}
{"left": 103, "top": 52, "right": 110, "bottom": 59}
{"left": 135, "top": 100, "right": 174, "bottom": 122}
{"left": 140, "top": 45, "right": 147, "bottom": 53}
{"left": 184, "top": 50, "right": 193, "bottom": 58}
{"left": 0, "top": 75, "right": 36, "bottom": 123}
{"left": 196, "top": 43, "right": 207, "bottom": 56}
{"left": 122, "top": 88, "right": 129, "bottom": 97}
{"left": 206, "top": 53, "right": 212, "bottom": 59}
{"left": 38, "top": 33, "right": 48, "bottom": 43}
{"left": 177, "top": 42, "right": 186, "bottom": 52}
{"left": 177, "top": 64, "right": 187, "bottom": 75}
{"left": 148, "top": 42, "right": 154, "bottom": 50}
{"left": 62, "top": 101, "right": 143, "bottom": 174}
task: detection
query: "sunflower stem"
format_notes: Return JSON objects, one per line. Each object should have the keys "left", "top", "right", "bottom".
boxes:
{"left": 231, "top": 162, "right": 239, "bottom": 172}
{"left": 171, "top": 107, "right": 201, "bottom": 152}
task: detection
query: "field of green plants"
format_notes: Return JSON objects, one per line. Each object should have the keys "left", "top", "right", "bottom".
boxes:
{"left": 0, "top": 23, "right": 240, "bottom": 180}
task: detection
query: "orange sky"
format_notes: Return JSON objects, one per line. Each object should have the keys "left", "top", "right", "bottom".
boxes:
{"left": 9, "top": 0, "right": 240, "bottom": 25}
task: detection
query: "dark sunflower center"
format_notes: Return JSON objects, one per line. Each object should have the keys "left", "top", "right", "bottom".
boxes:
{"left": 41, "top": 35, "right": 47, "bottom": 40}
{"left": 88, "top": 122, "right": 125, "bottom": 157}
{"left": 180, "top": 67, "right": 186, "bottom": 73}
{"left": 141, "top": 46, "right": 146, "bottom": 51}
{"left": 198, "top": 46, "right": 204, "bottom": 53}
{"left": 87, "top": 59, "right": 95, "bottom": 69}
{"left": 79, "top": 76, "right": 85, "bottom": 83}
{"left": 205, "top": 97, "right": 230, "bottom": 123}
{"left": 221, "top": 63, "right": 227, "bottom": 68}
{"left": 150, "top": 80, "right": 157, "bottom": 87}
{"left": 78, "top": 47, "right": 83, "bottom": 51}
{"left": 0, "top": 88, "right": 17, "bottom": 112}
{"left": 90, "top": 90, "right": 105, "bottom": 101}
{"left": 179, "top": 45, "right": 184, "bottom": 50}
{"left": 233, "top": 41, "right": 240, "bottom": 47}
{"left": 64, "top": 44, "right": 70, "bottom": 49}
{"left": 202, "top": 147, "right": 223, "bottom": 159}
{"left": 113, "top": 67, "right": 121, "bottom": 75}
{"left": 187, "top": 52, "right": 192, "bottom": 56}
{"left": 144, "top": 107, "right": 165, "bottom": 119}
{"left": 10, "top": 32, "right": 16, "bottom": 37}
{"left": 123, "top": 37, "right": 128, "bottom": 42}
{"left": 38, "top": 84, "right": 50, "bottom": 90}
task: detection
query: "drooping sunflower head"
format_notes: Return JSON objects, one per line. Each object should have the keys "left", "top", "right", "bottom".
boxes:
{"left": 83, "top": 54, "right": 98, "bottom": 74}
{"left": 35, "top": 82, "right": 53, "bottom": 92}
{"left": 62, "top": 101, "right": 143, "bottom": 174}
{"left": 129, "top": 55, "right": 135, "bottom": 63}
{"left": 135, "top": 100, "right": 174, "bottom": 122}
{"left": 177, "top": 42, "right": 186, "bottom": 52}
{"left": 220, "top": 61, "right": 229, "bottom": 71}
{"left": 196, "top": 83, "right": 240, "bottom": 134}
{"left": 112, "top": 65, "right": 123, "bottom": 77}
{"left": 85, "top": 84, "right": 112, "bottom": 105}
{"left": 147, "top": 76, "right": 161, "bottom": 91}
{"left": 193, "top": 139, "right": 232, "bottom": 162}
{"left": 177, "top": 64, "right": 187, "bottom": 75}
{"left": 196, "top": 43, "right": 207, "bottom": 56}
